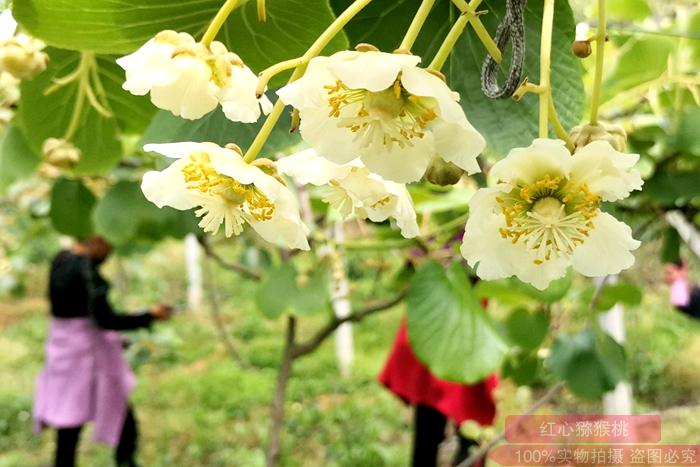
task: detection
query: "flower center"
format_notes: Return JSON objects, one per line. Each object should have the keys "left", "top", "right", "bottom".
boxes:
{"left": 181, "top": 152, "right": 275, "bottom": 224}
{"left": 496, "top": 175, "right": 602, "bottom": 264}
{"left": 324, "top": 77, "right": 437, "bottom": 149}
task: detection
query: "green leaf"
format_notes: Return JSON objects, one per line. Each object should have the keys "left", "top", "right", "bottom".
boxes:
{"left": 547, "top": 328, "right": 626, "bottom": 399}
{"left": 254, "top": 263, "right": 330, "bottom": 319}
{"left": 661, "top": 227, "right": 681, "bottom": 264}
{"left": 602, "top": 37, "right": 675, "bottom": 102}
{"left": 407, "top": 261, "right": 506, "bottom": 384}
{"left": 332, "top": 0, "right": 584, "bottom": 156}
{"left": 606, "top": 0, "right": 652, "bottom": 22}
{"left": 141, "top": 107, "right": 294, "bottom": 155}
{"left": 16, "top": 48, "right": 156, "bottom": 175}
{"left": 675, "top": 107, "right": 700, "bottom": 156}
{"left": 502, "top": 350, "right": 540, "bottom": 386}
{"left": 644, "top": 169, "right": 700, "bottom": 205}
{"left": 92, "top": 180, "right": 198, "bottom": 245}
{"left": 596, "top": 283, "right": 642, "bottom": 311}
{"left": 0, "top": 125, "right": 41, "bottom": 190}
{"left": 49, "top": 177, "right": 96, "bottom": 237}
{"left": 13, "top": 0, "right": 348, "bottom": 80}
{"left": 475, "top": 274, "right": 571, "bottom": 306}
{"left": 504, "top": 308, "right": 549, "bottom": 351}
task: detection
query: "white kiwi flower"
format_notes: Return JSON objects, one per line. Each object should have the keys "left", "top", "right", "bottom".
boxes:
{"left": 277, "top": 148, "right": 419, "bottom": 238}
{"left": 117, "top": 31, "right": 272, "bottom": 122}
{"left": 276, "top": 50, "right": 485, "bottom": 183}
{"left": 141, "top": 142, "right": 309, "bottom": 250}
{"left": 460, "top": 138, "right": 643, "bottom": 290}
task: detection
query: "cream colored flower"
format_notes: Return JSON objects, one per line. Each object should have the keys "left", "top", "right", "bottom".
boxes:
{"left": 117, "top": 31, "right": 271, "bottom": 122}
{"left": 277, "top": 148, "right": 419, "bottom": 238}
{"left": 276, "top": 50, "right": 485, "bottom": 183}
{"left": 141, "top": 142, "right": 309, "bottom": 249}
{"left": 460, "top": 138, "right": 643, "bottom": 290}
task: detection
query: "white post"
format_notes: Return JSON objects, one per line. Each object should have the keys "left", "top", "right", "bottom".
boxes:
{"left": 597, "top": 275, "right": 633, "bottom": 415}
{"left": 331, "top": 221, "right": 354, "bottom": 379}
{"left": 666, "top": 210, "right": 700, "bottom": 259}
{"left": 185, "top": 234, "right": 203, "bottom": 312}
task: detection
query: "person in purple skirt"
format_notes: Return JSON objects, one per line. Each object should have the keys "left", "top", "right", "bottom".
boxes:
{"left": 33, "top": 236, "right": 172, "bottom": 467}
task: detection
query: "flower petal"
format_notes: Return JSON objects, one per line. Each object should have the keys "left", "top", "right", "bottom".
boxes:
{"left": 431, "top": 119, "right": 484, "bottom": 175}
{"left": 360, "top": 132, "right": 435, "bottom": 183}
{"left": 570, "top": 140, "right": 643, "bottom": 202}
{"left": 141, "top": 159, "right": 201, "bottom": 211}
{"left": 149, "top": 57, "right": 219, "bottom": 119}
{"left": 399, "top": 66, "right": 463, "bottom": 123}
{"left": 276, "top": 149, "right": 355, "bottom": 185}
{"left": 490, "top": 138, "right": 572, "bottom": 185}
{"left": 117, "top": 40, "right": 181, "bottom": 95}
{"left": 326, "top": 50, "right": 421, "bottom": 92}
{"left": 298, "top": 107, "right": 361, "bottom": 164}
{"left": 218, "top": 64, "right": 265, "bottom": 123}
{"left": 571, "top": 211, "right": 640, "bottom": 277}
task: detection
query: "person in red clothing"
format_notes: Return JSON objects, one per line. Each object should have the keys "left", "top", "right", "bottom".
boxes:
{"left": 379, "top": 265, "right": 497, "bottom": 467}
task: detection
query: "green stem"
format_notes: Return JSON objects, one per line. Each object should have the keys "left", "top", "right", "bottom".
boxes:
{"left": 450, "top": 0, "right": 501, "bottom": 63}
{"left": 589, "top": 0, "right": 606, "bottom": 125}
{"left": 399, "top": 0, "right": 436, "bottom": 51}
{"left": 63, "top": 54, "right": 93, "bottom": 141}
{"left": 201, "top": 0, "right": 239, "bottom": 47}
{"left": 429, "top": 12, "right": 469, "bottom": 71}
{"left": 242, "top": 0, "right": 374, "bottom": 163}
{"left": 256, "top": 57, "right": 306, "bottom": 97}
{"left": 538, "top": 0, "right": 555, "bottom": 138}
{"left": 548, "top": 90, "right": 574, "bottom": 151}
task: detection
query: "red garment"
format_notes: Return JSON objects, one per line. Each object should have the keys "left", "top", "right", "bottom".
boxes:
{"left": 378, "top": 320, "right": 498, "bottom": 425}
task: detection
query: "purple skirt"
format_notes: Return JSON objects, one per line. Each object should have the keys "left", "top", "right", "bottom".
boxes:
{"left": 33, "top": 317, "right": 136, "bottom": 447}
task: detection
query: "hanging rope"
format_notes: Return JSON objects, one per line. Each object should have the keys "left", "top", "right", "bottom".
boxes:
{"left": 480, "top": 0, "right": 527, "bottom": 99}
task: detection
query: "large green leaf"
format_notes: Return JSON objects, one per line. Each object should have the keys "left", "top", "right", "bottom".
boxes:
{"left": 407, "top": 261, "right": 506, "bottom": 383}
{"left": 0, "top": 125, "right": 41, "bottom": 190}
{"left": 644, "top": 169, "right": 700, "bottom": 205}
{"left": 13, "top": 0, "right": 348, "bottom": 77}
{"left": 602, "top": 37, "right": 676, "bottom": 102}
{"left": 93, "top": 180, "right": 198, "bottom": 245}
{"left": 547, "top": 328, "right": 626, "bottom": 400}
{"left": 504, "top": 307, "right": 549, "bottom": 351}
{"left": 331, "top": 0, "right": 585, "bottom": 156}
{"left": 254, "top": 263, "right": 330, "bottom": 319}
{"left": 16, "top": 48, "right": 156, "bottom": 175}
{"left": 141, "top": 107, "right": 295, "bottom": 156}
{"left": 49, "top": 177, "right": 96, "bottom": 237}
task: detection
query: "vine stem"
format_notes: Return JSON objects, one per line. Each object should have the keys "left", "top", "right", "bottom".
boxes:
{"left": 399, "top": 0, "right": 436, "bottom": 51}
{"left": 548, "top": 90, "right": 575, "bottom": 151}
{"left": 429, "top": 12, "right": 469, "bottom": 71}
{"left": 538, "top": 0, "right": 555, "bottom": 138}
{"left": 589, "top": 0, "right": 606, "bottom": 125}
{"left": 201, "top": 0, "right": 239, "bottom": 47}
{"left": 242, "top": 0, "right": 375, "bottom": 163}
{"left": 450, "top": 0, "right": 502, "bottom": 63}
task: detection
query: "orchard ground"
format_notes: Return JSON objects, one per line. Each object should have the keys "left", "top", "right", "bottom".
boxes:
{"left": 1, "top": 239, "right": 699, "bottom": 467}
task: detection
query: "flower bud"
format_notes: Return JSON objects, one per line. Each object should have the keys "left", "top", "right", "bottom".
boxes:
{"left": 423, "top": 156, "right": 464, "bottom": 186}
{"left": 569, "top": 123, "right": 627, "bottom": 152}
{"left": 42, "top": 138, "right": 81, "bottom": 169}
{"left": 252, "top": 157, "right": 286, "bottom": 185}
{"left": 571, "top": 40, "right": 592, "bottom": 58}
{"left": 0, "top": 35, "right": 48, "bottom": 80}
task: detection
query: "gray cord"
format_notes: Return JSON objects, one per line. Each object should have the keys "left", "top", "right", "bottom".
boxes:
{"left": 480, "top": 0, "right": 527, "bottom": 99}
